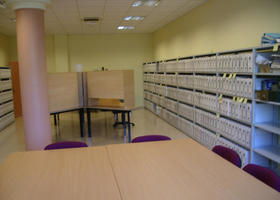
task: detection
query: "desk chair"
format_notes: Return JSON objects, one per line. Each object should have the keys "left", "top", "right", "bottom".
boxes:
{"left": 44, "top": 141, "right": 88, "bottom": 150}
{"left": 212, "top": 145, "right": 242, "bottom": 168}
{"left": 132, "top": 135, "right": 171, "bottom": 143}
{"left": 113, "top": 111, "right": 135, "bottom": 127}
{"left": 243, "top": 164, "right": 280, "bottom": 192}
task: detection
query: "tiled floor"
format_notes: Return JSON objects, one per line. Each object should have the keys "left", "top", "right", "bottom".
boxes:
{"left": 0, "top": 108, "right": 187, "bottom": 163}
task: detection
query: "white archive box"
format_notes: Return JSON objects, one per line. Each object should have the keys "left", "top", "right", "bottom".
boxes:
{"left": 178, "top": 103, "right": 193, "bottom": 121}
{"left": 167, "top": 87, "right": 177, "bottom": 99}
{"left": 0, "top": 91, "right": 13, "bottom": 104}
{"left": 165, "top": 98, "right": 177, "bottom": 113}
{"left": 177, "top": 89, "right": 193, "bottom": 104}
{"left": 217, "top": 117, "right": 251, "bottom": 148}
{"left": 156, "top": 105, "right": 162, "bottom": 116}
{"left": 0, "top": 80, "right": 12, "bottom": 91}
{"left": 195, "top": 109, "right": 217, "bottom": 132}
{"left": 166, "top": 111, "right": 179, "bottom": 128}
{"left": 155, "top": 85, "right": 166, "bottom": 96}
{"left": 154, "top": 74, "right": 161, "bottom": 83}
{"left": 0, "top": 112, "right": 15, "bottom": 131}
{"left": 179, "top": 117, "right": 193, "bottom": 136}
{"left": 176, "top": 60, "right": 185, "bottom": 72}
{"left": 184, "top": 59, "right": 194, "bottom": 72}
{"left": 158, "top": 62, "right": 165, "bottom": 72}
{"left": 144, "top": 100, "right": 153, "bottom": 111}
{"left": 0, "top": 68, "right": 11, "bottom": 79}
{"left": 165, "top": 75, "right": 177, "bottom": 86}
{"left": 159, "top": 74, "right": 165, "bottom": 84}
{"left": 165, "top": 61, "right": 177, "bottom": 72}
{"left": 0, "top": 101, "right": 14, "bottom": 116}
{"left": 198, "top": 125, "right": 216, "bottom": 149}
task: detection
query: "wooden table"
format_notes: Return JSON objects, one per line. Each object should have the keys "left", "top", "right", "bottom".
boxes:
{"left": 0, "top": 139, "right": 279, "bottom": 200}
{"left": 87, "top": 106, "right": 137, "bottom": 143}
{"left": 0, "top": 146, "right": 121, "bottom": 200}
{"left": 107, "top": 139, "right": 280, "bottom": 200}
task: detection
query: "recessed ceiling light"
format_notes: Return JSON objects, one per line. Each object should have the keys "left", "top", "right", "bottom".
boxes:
{"left": 124, "top": 16, "right": 145, "bottom": 21}
{"left": 132, "top": 0, "right": 160, "bottom": 7}
{"left": 118, "top": 26, "right": 135, "bottom": 30}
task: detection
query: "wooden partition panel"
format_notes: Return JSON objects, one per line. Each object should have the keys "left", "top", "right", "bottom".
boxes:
{"left": 47, "top": 72, "right": 82, "bottom": 113}
{"left": 86, "top": 70, "right": 134, "bottom": 108}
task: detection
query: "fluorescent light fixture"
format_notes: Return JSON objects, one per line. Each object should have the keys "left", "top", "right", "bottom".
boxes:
{"left": 118, "top": 26, "right": 135, "bottom": 30}
{"left": 124, "top": 16, "right": 145, "bottom": 21}
{"left": 132, "top": 0, "right": 160, "bottom": 7}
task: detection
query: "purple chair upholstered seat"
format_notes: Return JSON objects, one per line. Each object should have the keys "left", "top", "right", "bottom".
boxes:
{"left": 132, "top": 135, "right": 171, "bottom": 143}
{"left": 44, "top": 141, "right": 88, "bottom": 150}
{"left": 212, "top": 145, "right": 242, "bottom": 168}
{"left": 243, "top": 164, "right": 280, "bottom": 192}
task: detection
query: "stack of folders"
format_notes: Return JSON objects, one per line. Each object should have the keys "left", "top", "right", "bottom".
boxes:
{"left": 261, "top": 33, "right": 280, "bottom": 45}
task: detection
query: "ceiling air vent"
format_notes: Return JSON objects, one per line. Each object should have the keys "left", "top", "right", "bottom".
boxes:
{"left": 83, "top": 17, "right": 101, "bottom": 25}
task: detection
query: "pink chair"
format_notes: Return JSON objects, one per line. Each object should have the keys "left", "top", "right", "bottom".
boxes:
{"left": 132, "top": 135, "right": 171, "bottom": 143}
{"left": 243, "top": 164, "right": 280, "bottom": 192}
{"left": 44, "top": 141, "right": 88, "bottom": 150}
{"left": 212, "top": 145, "right": 242, "bottom": 168}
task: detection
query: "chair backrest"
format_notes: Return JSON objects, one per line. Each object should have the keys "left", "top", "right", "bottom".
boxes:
{"left": 132, "top": 135, "right": 171, "bottom": 143}
{"left": 243, "top": 164, "right": 280, "bottom": 192}
{"left": 212, "top": 145, "right": 242, "bottom": 168}
{"left": 44, "top": 141, "right": 88, "bottom": 150}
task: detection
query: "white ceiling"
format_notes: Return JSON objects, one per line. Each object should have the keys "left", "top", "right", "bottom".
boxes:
{"left": 0, "top": 0, "right": 207, "bottom": 35}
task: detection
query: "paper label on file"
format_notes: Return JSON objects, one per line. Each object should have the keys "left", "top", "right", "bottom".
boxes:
{"left": 273, "top": 44, "right": 279, "bottom": 52}
{"left": 239, "top": 97, "right": 244, "bottom": 103}
{"left": 243, "top": 98, "right": 248, "bottom": 104}
{"left": 233, "top": 73, "right": 237, "bottom": 78}
{"left": 223, "top": 73, "right": 227, "bottom": 78}
{"left": 217, "top": 133, "right": 221, "bottom": 139}
{"left": 229, "top": 74, "right": 233, "bottom": 78}
{"left": 232, "top": 96, "right": 236, "bottom": 101}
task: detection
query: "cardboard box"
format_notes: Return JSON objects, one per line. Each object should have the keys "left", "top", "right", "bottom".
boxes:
{"left": 256, "top": 90, "right": 269, "bottom": 101}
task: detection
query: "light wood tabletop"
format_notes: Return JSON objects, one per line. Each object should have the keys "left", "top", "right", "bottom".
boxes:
{"left": 0, "top": 139, "right": 279, "bottom": 200}
{"left": 0, "top": 146, "right": 121, "bottom": 200}
{"left": 107, "top": 139, "right": 280, "bottom": 200}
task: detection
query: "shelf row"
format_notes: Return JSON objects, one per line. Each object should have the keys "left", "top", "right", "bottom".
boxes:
{"left": 144, "top": 96, "right": 251, "bottom": 149}
{"left": 0, "top": 68, "right": 11, "bottom": 79}
{"left": 144, "top": 100, "right": 249, "bottom": 167}
{"left": 143, "top": 53, "right": 254, "bottom": 74}
{"left": 143, "top": 73, "right": 253, "bottom": 99}
{"left": 144, "top": 87, "right": 252, "bottom": 124}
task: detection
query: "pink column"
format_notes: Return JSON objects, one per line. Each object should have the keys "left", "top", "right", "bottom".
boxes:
{"left": 15, "top": 8, "right": 52, "bottom": 150}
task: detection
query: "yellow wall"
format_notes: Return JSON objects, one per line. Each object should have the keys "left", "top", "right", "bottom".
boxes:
{"left": 152, "top": 0, "right": 280, "bottom": 60}
{"left": 0, "top": 33, "right": 9, "bottom": 66}
{"left": 9, "top": 34, "right": 153, "bottom": 107}
{"left": 68, "top": 34, "right": 153, "bottom": 107}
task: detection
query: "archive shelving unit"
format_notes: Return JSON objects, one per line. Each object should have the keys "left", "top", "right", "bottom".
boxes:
{"left": 0, "top": 66, "right": 15, "bottom": 132}
{"left": 143, "top": 45, "right": 279, "bottom": 172}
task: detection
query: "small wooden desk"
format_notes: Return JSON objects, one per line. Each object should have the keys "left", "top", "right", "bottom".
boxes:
{"left": 87, "top": 106, "right": 137, "bottom": 143}
{"left": 107, "top": 139, "right": 280, "bottom": 200}
{"left": 0, "top": 146, "right": 121, "bottom": 200}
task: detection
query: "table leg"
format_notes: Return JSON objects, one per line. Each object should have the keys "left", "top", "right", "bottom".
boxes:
{"left": 87, "top": 108, "right": 92, "bottom": 138}
{"left": 54, "top": 114, "right": 57, "bottom": 126}
{"left": 122, "top": 112, "right": 127, "bottom": 143}
{"left": 127, "top": 111, "right": 131, "bottom": 143}
{"left": 79, "top": 109, "right": 84, "bottom": 138}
